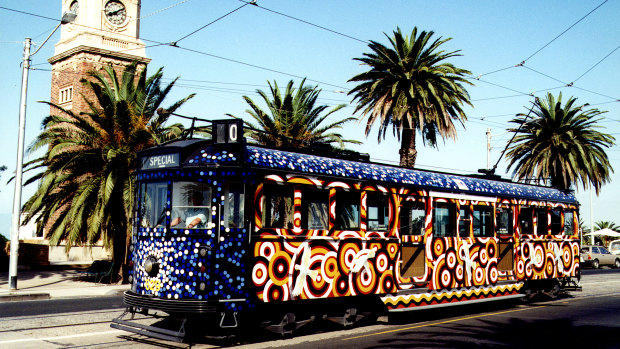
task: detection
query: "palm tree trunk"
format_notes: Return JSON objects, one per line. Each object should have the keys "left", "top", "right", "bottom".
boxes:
{"left": 399, "top": 127, "right": 417, "bottom": 169}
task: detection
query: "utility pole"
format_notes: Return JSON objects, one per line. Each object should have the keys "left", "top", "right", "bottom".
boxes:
{"left": 8, "top": 37, "right": 31, "bottom": 290}
{"left": 8, "top": 12, "right": 75, "bottom": 291}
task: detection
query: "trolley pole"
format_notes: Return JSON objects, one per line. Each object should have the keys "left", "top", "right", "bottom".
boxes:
{"left": 8, "top": 37, "right": 31, "bottom": 291}
{"left": 486, "top": 128, "right": 491, "bottom": 170}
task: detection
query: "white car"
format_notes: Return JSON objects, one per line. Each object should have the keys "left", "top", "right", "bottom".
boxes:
{"left": 581, "top": 245, "right": 620, "bottom": 269}
{"left": 609, "top": 240, "right": 620, "bottom": 255}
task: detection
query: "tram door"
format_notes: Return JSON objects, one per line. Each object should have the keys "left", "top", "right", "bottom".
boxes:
{"left": 399, "top": 199, "right": 426, "bottom": 278}
{"left": 496, "top": 206, "right": 514, "bottom": 271}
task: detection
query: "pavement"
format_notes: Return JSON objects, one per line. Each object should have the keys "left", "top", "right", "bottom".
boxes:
{"left": 0, "top": 264, "right": 129, "bottom": 302}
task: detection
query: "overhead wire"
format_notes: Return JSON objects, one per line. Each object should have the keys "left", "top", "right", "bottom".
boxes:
{"left": 237, "top": 0, "right": 369, "bottom": 44}
{"left": 171, "top": 2, "right": 251, "bottom": 44}
{"left": 469, "top": 0, "right": 608, "bottom": 79}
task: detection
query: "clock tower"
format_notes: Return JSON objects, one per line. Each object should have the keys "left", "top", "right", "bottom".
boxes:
{"left": 49, "top": 0, "right": 151, "bottom": 113}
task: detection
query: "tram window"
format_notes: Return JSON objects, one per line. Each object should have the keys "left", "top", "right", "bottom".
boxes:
{"left": 139, "top": 182, "right": 167, "bottom": 228}
{"left": 433, "top": 202, "right": 456, "bottom": 237}
{"left": 459, "top": 205, "right": 471, "bottom": 237}
{"left": 262, "top": 186, "right": 294, "bottom": 229}
{"left": 536, "top": 208, "right": 549, "bottom": 235}
{"left": 399, "top": 201, "right": 426, "bottom": 235}
{"left": 224, "top": 182, "right": 244, "bottom": 228}
{"left": 518, "top": 207, "right": 533, "bottom": 235}
{"left": 565, "top": 210, "right": 575, "bottom": 235}
{"left": 368, "top": 193, "right": 389, "bottom": 231}
{"left": 473, "top": 205, "right": 494, "bottom": 237}
{"left": 171, "top": 182, "right": 211, "bottom": 229}
{"left": 496, "top": 207, "right": 513, "bottom": 235}
{"left": 550, "top": 208, "right": 562, "bottom": 235}
{"left": 302, "top": 189, "right": 329, "bottom": 230}
{"left": 334, "top": 191, "right": 360, "bottom": 230}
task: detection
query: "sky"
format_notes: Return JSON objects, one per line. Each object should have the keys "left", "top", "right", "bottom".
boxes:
{"left": 0, "top": 1, "right": 619, "bottom": 239}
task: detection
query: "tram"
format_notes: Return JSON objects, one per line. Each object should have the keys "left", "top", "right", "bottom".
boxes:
{"left": 112, "top": 119, "right": 581, "bottom": 341}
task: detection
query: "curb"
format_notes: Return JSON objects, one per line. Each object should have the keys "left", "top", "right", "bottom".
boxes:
{"left": 0, "top": 292, "right": 51, "bottom": 302}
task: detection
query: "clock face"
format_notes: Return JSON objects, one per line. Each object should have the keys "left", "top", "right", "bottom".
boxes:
{"left": 69, "top": 0, "right": 78, "bottom": 16}
{"left": 104, "top": 0, "right": 127, "bottom": 25}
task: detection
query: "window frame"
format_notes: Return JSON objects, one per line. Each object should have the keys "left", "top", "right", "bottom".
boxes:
{"left": 399, "top": 198, "right": 426, "bottom": 236}
{"left": 459, "top": 204, "right": 472, "bottom": 238}
{"left": 334, "top": 190, "right": 361, "bottom": 230}
{"left": 367, "top": 192, "right": 390, "bottom": 232}
{"left": 433, "top": 201, "right": 456, "bottom": 238}
{"left": 495, "top": 206, "right": 513, "bottom": 236}
{"left": 301, "top": 188, "right": 329, "bottom": 230}
{"left": 261, "top": 184, "right": 294, "bottom": 229}
{"left": 472, "top": 204, "right": 494, "bottom": 238}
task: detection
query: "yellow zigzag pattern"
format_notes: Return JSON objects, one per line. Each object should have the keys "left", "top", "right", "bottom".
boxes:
{"left": 381, "top": 282, "right": 525, "bottom": 310}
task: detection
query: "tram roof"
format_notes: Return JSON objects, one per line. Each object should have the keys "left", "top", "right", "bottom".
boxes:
{"left": 178, "top": 142, "right": 578, "bottom": 205}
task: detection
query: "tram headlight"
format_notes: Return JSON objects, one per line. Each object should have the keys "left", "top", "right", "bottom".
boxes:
{"left": 144, "top": 256, "right": 160, "bottom": 277}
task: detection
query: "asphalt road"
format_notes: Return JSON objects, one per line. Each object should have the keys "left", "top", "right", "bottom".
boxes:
{"left": 0, "top": 268, "right": 617, "bottom": 349}
{"left": 0, "top": 295, "right": 125, "bottom": 318}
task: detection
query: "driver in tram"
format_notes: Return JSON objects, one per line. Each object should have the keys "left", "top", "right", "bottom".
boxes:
{"left": 171, "top": 191, "right": 208, "bottom": 229}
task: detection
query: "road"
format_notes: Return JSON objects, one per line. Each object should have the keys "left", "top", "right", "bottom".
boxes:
{"left": 0, "top": 268, "right": 618, "bottom": 349}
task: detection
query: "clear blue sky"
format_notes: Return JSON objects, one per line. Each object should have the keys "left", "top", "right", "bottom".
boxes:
{"left": 1, "top": 1, "right": 619, "bottom": 238}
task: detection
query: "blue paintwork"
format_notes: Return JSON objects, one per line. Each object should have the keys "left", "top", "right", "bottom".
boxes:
{"left": 184, "top": 144, "right": 578, "bottom": 204}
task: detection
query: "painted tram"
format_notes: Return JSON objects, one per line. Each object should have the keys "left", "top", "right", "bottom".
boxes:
{"left": 113, "top": 119, "right": 581, "bottom": 341}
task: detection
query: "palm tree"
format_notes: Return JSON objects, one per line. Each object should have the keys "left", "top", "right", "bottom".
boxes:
{"left": 22, "top": 63, "right": 194, "bottom": 281}
{"left": 593, "top": 221, "right": 620, "bottom": 246}
{"left": 506, "top": 93, "right": 614, "bottom": 194}
{"left": 348, "top": 27, "right": 473, "bottom": 168}
{"left": 594, "top": 221, "right": 620, "bottom": 232}
{"left": 228, "top": 79, "right": 360, "bottom": 150}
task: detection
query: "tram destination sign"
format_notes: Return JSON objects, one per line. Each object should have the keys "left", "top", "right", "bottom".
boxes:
{"left": 141, "top": 153, "right": 180, "bottom": 169}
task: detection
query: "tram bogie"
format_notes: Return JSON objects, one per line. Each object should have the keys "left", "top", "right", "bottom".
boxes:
{"left": 113, "top": 119, "right": 581, "bottom": 341}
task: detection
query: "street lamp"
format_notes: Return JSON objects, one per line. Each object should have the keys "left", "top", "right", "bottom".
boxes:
{"left": 8, "top": 11, "right": 76, "bottom": 291}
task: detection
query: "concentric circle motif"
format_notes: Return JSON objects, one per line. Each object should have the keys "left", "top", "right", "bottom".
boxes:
{"left": 387, "top": 243, "right": 399, "bottom": 259}
{"left": 487, "top": 263, "right": 499, "bottom": 284}
{"left": 532, "top": 245, "right": 545, "bottom": 273}
{"left": 306, "top": 260, "right": 330, "bottom": 298}
{"left": 338, "top": 243, "right": 361, "bottom": 275}
{"left": 440, "top": 268, "right": 453, "bottom": 289}
{"left": 562, "top": 243, "right": 573, "bottom": 270}
{"left": 322, "top": 253, "right": 339, "bottom": 279}
{"left": 516, "top": 259, "right": 525, "bottom": 279}
{"left": 380, "top": 272, "right": 395, "bottom": 293}
{"left": 474, "top": 266, "right": 485, "bottom": 286}
{"left": 455, "top": 264, "right": 465, "bottom": 283}
{"left": 446, "top": 249, "right": 458, "bottom": 269}
{"left": 525, "top": 261, "right": 533, "bottom": 278}
{"left": 258, "top": 241, "right": 278, "bottom": 259}
{"left": 264, "top": 280, "right": 288, "bottom": 302}
{"left": 333, "top": 275, "right": 350, "bottom": 297}
{"left": 354, "top": 263, "right": 377, "bottom": 295}
{"left": 268, "top": 251, "right": 291, "bottom": 286}
{"left": 487, "top": 242, "right": 496, "bottom": 260}
{"left": 433, "top": 238, "right": 446, "bottom": 258}
{"left": 545, "top": 255, "right": 555, "bottom": 278}
{"left": 252, "top": 260, "right": 268, "bottom": 286}
{"left": 376, "top": 252, "right": 389, "bottom": 273}
{"left": 479, "top": 248, "right": 489, "bottom": 266}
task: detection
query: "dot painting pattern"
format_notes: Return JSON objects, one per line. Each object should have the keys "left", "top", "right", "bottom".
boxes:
{"left": 132, "top": 169, "right": 251, "bottom": 311}
{"left": 243, "top": 146, "right": 577, "bottom": 204}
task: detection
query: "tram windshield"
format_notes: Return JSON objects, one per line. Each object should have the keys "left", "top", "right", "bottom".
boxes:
{"left": 171, "top": 182, "right": 212, "bottom": 229}
{"left": 139, "top": 182, "right": 168, "bottom": 228}
{"left": 223, "top": 182, "right": 244, "bottom": 228}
